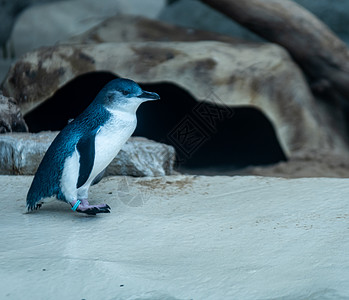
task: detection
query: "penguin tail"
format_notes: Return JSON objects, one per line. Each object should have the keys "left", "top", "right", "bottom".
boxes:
{"left": 26, "top": 194, "right": 40, "bottom": 211}
{"left": 26, "top": 185, "right": 43, "bottom": 211}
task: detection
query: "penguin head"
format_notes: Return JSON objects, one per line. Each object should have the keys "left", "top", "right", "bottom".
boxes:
{"left": 97, "top": 78, "right": 160, "bottom": 112}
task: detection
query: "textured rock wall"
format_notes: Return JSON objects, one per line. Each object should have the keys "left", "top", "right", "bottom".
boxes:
{"left": 2, "top": 41, "right": 348, "bottom": 160}
{"left": 0, "top": 91, "right": 28, "bottom": 133}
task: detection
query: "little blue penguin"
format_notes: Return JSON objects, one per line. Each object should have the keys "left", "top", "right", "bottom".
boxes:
{"left": 26, "top": 78, "right": 160, "bottom": 215}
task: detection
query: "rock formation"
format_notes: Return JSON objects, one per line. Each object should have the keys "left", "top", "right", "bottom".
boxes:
{"left": 0, "top": 91, "right": 28, "bottom": 133}
{"left": 2, "top": 39, "right": 349, "bottom": 160}
{"left": 0, "top": 132, "right": 175, "bottom": 176}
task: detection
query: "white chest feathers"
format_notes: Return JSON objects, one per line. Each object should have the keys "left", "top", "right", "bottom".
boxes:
{"left": 60, "top": 109, "right": 137, "bottom": 201}
{"left": 92, "top": 109, "right": 137, "bottom": 176}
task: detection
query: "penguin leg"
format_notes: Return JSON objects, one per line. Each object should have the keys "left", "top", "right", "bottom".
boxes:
{"left": 70, "top": 199, "right": 110, "bottom": 215}
{"left": 75, "top": 179, "right": 110, "bottom": 215}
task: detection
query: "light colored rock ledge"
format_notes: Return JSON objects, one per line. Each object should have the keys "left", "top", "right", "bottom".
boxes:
{"left": 0, "top": 132, "right": 175, "bottom": 176}
{"left": 1, "top": 175, "right": 348, "bottom": 299}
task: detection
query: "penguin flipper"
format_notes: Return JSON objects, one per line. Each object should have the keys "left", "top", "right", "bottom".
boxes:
{"left": 76, "top": 128, "right": 99, "bottom": 189}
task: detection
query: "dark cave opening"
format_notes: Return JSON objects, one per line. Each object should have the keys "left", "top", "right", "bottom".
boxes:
{"left": 24, "top": 72, "right": 287, "bottom": 173}
{"left": 25, "top": 72, "right": 118, "bottom": 132}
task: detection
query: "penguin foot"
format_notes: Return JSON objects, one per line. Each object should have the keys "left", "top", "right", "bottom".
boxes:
{"left": 72, "top": 199, "right": 111, "bottom": 215}
{"left": 77, "top": 204, "right": 111, "bottom": 215}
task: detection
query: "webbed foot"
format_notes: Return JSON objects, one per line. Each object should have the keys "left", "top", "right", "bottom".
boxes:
{"left": 71, "top": 199, "right": 110, "bottom": 215}
{"left": 77, "top": 204, "right": 110, "bottom": 215}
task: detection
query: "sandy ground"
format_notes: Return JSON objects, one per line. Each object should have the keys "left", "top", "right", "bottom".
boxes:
{"left": 1, "top": 174, "right": 349, "bottom": 300}
{"left": 181, "top": 158, "right": 349, "bottom": 178}
{"left": 247, "top": 158, "right": 349, "bottom": 178}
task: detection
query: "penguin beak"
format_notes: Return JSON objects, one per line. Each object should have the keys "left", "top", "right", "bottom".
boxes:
{"left": 138, "top": 91, "right": 160, "bottom": 101}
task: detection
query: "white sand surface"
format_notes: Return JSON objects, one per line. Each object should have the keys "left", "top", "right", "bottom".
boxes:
{"left": 1, "top": 175, "right": 348, "bottom": 300}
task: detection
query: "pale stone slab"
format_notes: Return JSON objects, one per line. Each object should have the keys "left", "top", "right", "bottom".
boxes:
{"left": 0, "top": 132, "right": 175, "bottom": 176}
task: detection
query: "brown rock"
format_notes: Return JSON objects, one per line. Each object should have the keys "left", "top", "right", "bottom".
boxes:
{"left": 0, "top": 91, "right": 28, "bottom": 133}
{"left": 2, "top": 41, "right": 349, "bottom": 160}
{"left": 66, "top": 14, "right": 243, "bottom": 45}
